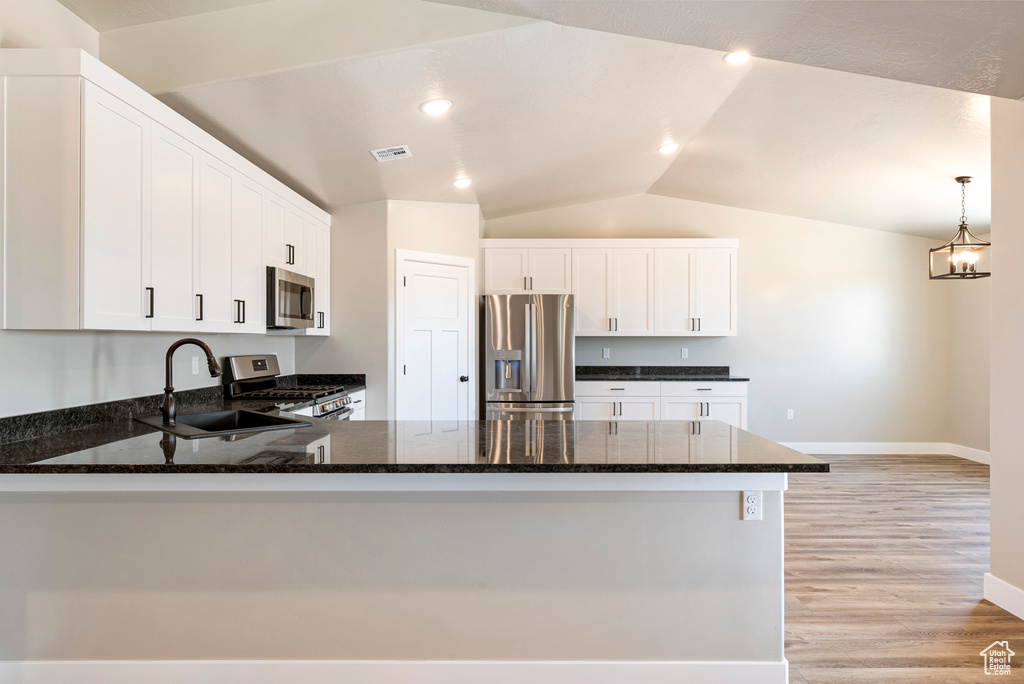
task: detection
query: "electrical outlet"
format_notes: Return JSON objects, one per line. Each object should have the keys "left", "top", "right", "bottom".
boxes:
{"left": 742, "top": 491, "right": 763, "bottom": 521}
{"left": 192, "top": 440, "right": 199, "bottom": 453}
{"left": 602, "top": 348, "right": 611, "bottom": 359}
{"left": 681, "top": 348, "right": 688, "bottom": 359}
{"left": 192, "top": 356, "right": 200, "bottom": 375}
{"left": 787, "top": 409, "right": 794, "bottom": 420}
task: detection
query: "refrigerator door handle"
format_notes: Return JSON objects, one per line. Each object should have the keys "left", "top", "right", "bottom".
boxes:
{"left": 523, "top": 302, "right": 532, "bottom": 398}
{"left": 530, "top": 299, "right": 539, "bottom": 400}
{"left": 493, "top": 406, "right": 574, "bottom": 413}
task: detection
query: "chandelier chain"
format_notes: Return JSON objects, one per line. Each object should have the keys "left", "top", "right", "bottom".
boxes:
{"left": 960, "top": 180, "right": 967, "bottom": 225}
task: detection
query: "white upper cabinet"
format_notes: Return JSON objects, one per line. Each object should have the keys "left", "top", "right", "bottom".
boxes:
{"left": 528, "top": 249, "right": 572, "bottom": 293}
{"left": 80, "top": 82, "right": 150, "bottom": 331}
{"left": 654, "top": 246, "right": 737, "bottom": 337}
{"left": 693, "top": 248, "right": 737, "bottom": 336}
{"left": 231, "top": 175, "right": 265, "bottom": 333}
{"left": 654, "top": 249, "right": 693, "bottom": 336}
{"left": 1, "top": 51, "right": 330, "bottom": 334}
{"left": 149, "top": 125, "right": 200, "bottom": 332}
{"left": 308, "top": 219, "right": 331, "bottom": 336}
{"left": 195, "top": 154, "right": 235, "bottom": 333}
{"left": 572, "top": 249, "right": 613, "bottom": 335}
{"left": 611, "top": 249, "right": 654, "bottom": 336}
{"left": 484, "top": 248, "right": 571, "bottom": 294}
{"left": 572, "top": 248, "right": 653, "bottom": 336}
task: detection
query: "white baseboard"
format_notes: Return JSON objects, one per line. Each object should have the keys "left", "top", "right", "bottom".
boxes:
{"left": 781, "top": 442, "right": 990, "bottom": 464}
{"left": 985, "top": 573, "right": 1024, "bottom": 620}
{"left": 0, "top": 659, "right": 789, "bottom": 684}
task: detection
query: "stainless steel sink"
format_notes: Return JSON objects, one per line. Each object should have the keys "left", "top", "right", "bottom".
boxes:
{"left": 135, "top": 410, "right": 312, "bottom": 439}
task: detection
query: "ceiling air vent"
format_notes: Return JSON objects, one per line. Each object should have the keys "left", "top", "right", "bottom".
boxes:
{"left": 370, "top": 145, "right": 412, "bottom": 162}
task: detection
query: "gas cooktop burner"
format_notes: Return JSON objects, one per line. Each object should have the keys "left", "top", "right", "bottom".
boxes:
{"left": 234, "top": 385, "right": 345, "bottom": 401}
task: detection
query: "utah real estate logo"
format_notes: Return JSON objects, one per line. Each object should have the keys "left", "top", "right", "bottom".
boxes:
{"left": 981, "top": 641, "right": 1015, "bottom": 675}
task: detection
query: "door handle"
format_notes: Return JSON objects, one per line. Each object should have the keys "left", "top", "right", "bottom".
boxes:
{"left": 459, "top": 376, "right": 469, "bottom": 382}
{"left": 145, "top": 287, "right": 154, "bottom": 319}
{"left": 196, "top": 293, "right": 204, "bottom": 321}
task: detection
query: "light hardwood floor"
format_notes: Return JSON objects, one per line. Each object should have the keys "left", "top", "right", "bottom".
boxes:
{"left": 786, "top": 453, "right": 1023, "bottom": 683}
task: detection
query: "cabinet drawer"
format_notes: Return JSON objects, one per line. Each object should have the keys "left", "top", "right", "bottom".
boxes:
{"left": 575, "top": 381, "right": 661, "bottom": 397}
{"left": 659, "top": 382, "right": 747, "bottom": 398}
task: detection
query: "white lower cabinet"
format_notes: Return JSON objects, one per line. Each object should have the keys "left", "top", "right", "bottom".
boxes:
{"left": 660, "top": 397, "right": 746, "bottom": 429}
{"left": 347, "top": 390, "right": 366, "bottom": 420}
{"left": 577, "top": 380, "right": 748, "bottom": 429}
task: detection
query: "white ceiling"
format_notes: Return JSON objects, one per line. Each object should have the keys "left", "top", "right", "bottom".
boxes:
{"left": 56, "top": 0, "right": 274, "bottom": 31}
{"left": 429, "top": 0, "right": 1024, "bottom": 99}
{"left": 158, "top": 17, "right": 990, "bottom": 237}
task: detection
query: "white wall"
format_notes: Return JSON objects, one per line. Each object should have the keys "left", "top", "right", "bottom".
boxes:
{"left": 989, "top": 97, "right": 1024, "bottom": 611}
{"left": 947, "top": 267, "right": 990, "bottom": 452}
{"left": 296, "top": 200, "right": 481, "bottom": 420}
{"left": 296, "top": 201, "right": 390, "bottom": 417}
{"left": 485, "top": 193, "right": 955, "bottom": 444}
{"left": 0, "top": 0, "right": 98, "bottom": 56}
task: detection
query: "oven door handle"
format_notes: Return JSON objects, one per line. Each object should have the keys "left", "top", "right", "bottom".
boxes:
{"left": 320, "top": 406, "right": 354, "bottom": 420}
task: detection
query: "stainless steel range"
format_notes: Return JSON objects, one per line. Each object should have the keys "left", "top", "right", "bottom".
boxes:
{"left": 224, "top": 354, "right": 354, "bottom": 420}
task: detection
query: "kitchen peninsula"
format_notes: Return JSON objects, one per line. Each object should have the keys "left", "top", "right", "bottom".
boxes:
{"left": 0, "top": 418, "right": 824, "bottom": 684}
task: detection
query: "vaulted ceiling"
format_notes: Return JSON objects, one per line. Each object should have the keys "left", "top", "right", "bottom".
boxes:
{"left": 58, "top": 0, "right": 1013, "bottom": 237}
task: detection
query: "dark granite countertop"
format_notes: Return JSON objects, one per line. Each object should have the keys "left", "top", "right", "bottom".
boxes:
{"left": 0, "top": 416, "right": 826, "bottom": 474}
{"left": 577, "top": 366, "right": 750, "bottom": 382}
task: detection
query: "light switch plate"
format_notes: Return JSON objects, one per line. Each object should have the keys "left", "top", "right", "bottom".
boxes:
{"left": 192, "top": 356, "right": 200, "bottom": 375}
{"left": 681, "top": 348, "right": 688, "bottom": 359}
{"left": 602, "top": 348, "right": 611, "bottom": 359}
{"left": 787, "top": 409, "right": 794, "bottom": 420}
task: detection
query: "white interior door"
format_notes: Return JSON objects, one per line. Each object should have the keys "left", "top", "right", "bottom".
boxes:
{"left": 398, "top": 256, "right": 471, "bottom": 421}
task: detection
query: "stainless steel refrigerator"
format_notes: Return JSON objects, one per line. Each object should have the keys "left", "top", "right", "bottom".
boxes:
{"left": 484, "top": 294, "right": 575, "bottom": 420}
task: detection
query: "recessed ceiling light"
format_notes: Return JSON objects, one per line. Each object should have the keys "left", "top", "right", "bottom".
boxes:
{"left": 658, "top": 142, "right": 680, "bottom": 154}
{"left": 724, "top": 51, "right": 751, "bottom": 65}
{"left": 420, "top": 98, "right": 453, "bottom": 115}
{"left": 452, "top": 177, "right": 473, "bottom": 189}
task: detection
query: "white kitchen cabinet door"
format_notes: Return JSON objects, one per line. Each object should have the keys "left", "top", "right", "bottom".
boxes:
{"left": 617, "top": 397, "right": 661, "bottom": 420}
{"left": 231, "top": 174, "right": 265, "bottom": 333}
{"left": 80, "top": 82, "right": 150, "bottom": 331}
{"left": 576, "top": 397, "right": 616, "bottom": 420}
{"left": 195, "top": 154, "right": 235, "bottom": 333}
{"left": 612, "top": 249, "right": 654, "bottom": 335}
{"left": 149, "top": 125, "right": 199, "bottom": 332}
{"left": 572, "top": 249, "right": 613, "bottom": 335}
{"left": 661, "top": 397, "right": 746, "bottom": 429}
{"left": 660, "top": 397, "right": 701, "bottom": 421}
{"left": 308, "top": 220, "right": 331, "bottom": 336}
{"left": 528, "top": 248, "right": 572, "bottom": 294}
{"left": 654, "top": 249, "right": 694, "bottom": 336}
{"left": 693, "top": 248, "right": 737, "bottom": 336}
{"left": 703, "top": 399, "right": 745, "bottom": 429}
{"left": 485, "top": 249, "right": 529, "bottom": 294}
{"left": 285, "top": 206, "right": 304, "bottom": 273}
{"left": 264, "top": 193, "right": 288, "bottom": 269}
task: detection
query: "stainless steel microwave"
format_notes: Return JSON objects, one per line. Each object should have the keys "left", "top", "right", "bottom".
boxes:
{"left": 267, "top": 267, "right": 315, "bottom": 329}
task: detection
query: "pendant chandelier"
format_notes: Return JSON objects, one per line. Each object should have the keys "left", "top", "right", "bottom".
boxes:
{"left": 929, "top": 176, "right": 990, "bottom": 280}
